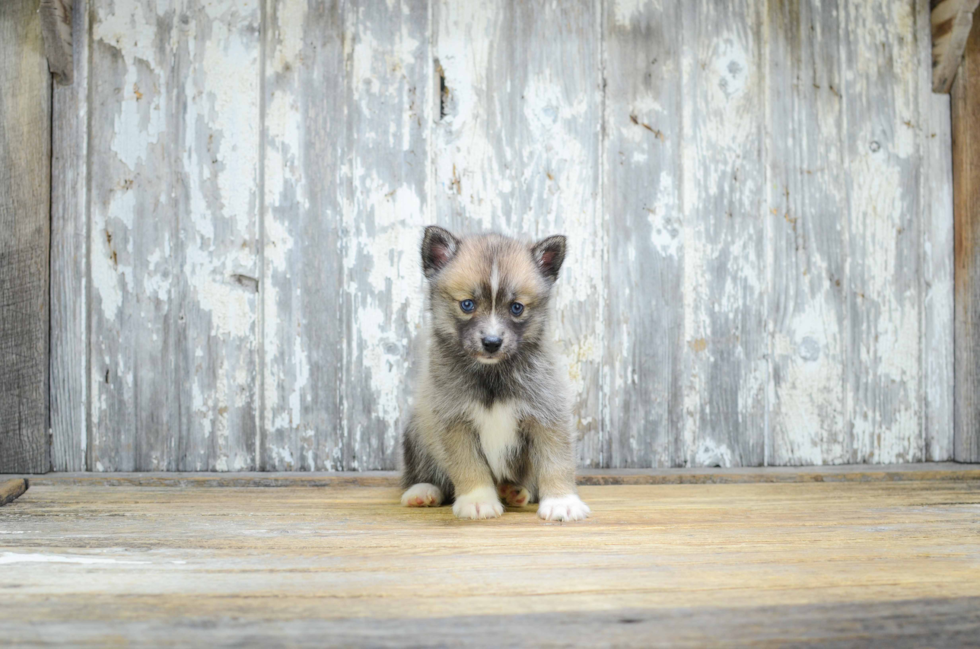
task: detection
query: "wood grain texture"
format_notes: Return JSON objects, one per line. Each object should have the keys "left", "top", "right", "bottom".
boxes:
{"left": 766, "top": 0, "right": 848, "bottom": 465}
{"left": 343, "top": 0, "right": 432, "bottom": 471}
{"left": 0, "top": 478, "right": 28, "bottom": 506}
{"left": 50, "top": 0, "right": 90, "bottom": 472}
{"left": 842, "top": 0, "right": 924, "bottom": 464}
{"left": 260, "top": 0, "right": 346, "bottom": 471}
{"left": 87, "top": 0, "right": 261, "bottom": 471}
{"left": 88, "top": 0, "right": 179, "bottom": 471}
{"left": 11, "top": 462, "right": 980, "bottom": 488}
{"left": 0, "top": 0, "right": 52, "bottom": 475}
{"left": 2, "top": 480, "right": 980, "bottom": 645}
{"left": 39, "top": 0, "right": 74, "bottom": 85}
{"left": 953, "top": 16, "right": 980, "bottom": 462}
{"left": 602, "top": 0, "right": 683, "bottom": 468}
{"left": 53, "top": 0, "right": 955, "bottom": 471}
{"left": 931, "top": 0, "right": 980, "bottom": 93}
{"left": 432, "top": 0, "right": 604, "bottom": 468}
{"left": 175, "top": 0, "right": 261, "bottom": 471}
{"left": 681, "top": 0, "right": 768, "bottom": 468}
{"left": 3, "top": 598, "right": 980, "bottom": 648}
{"left": 919, "top": 0, "right": 956, "bottom": 462}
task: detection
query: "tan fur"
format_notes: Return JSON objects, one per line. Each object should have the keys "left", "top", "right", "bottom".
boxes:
{"left": 439, "top": 236, "right": 547, "bottom": 303}
{"left": 401, "top": 227, "right": 590, "bottom": 522}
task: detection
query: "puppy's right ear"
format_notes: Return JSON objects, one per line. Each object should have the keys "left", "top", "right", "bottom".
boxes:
{"left": 421, "top": 225, "right": 460, "bottom": 278}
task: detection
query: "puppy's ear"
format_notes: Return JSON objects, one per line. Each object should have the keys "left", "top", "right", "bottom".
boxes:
{"left": 531, "top": 235, "right": 566, "bottom": 282}
{"left": 421, "top": 225, "right": 461, "bottom": 278}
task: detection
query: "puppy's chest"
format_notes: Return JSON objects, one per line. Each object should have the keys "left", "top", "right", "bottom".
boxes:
{"left": 469, "top": 401, "right": 521, "bottom": 480}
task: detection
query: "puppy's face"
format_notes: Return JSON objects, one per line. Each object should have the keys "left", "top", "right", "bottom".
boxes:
{"left": 421, "top": 227, "right": 566, "bottom": 365}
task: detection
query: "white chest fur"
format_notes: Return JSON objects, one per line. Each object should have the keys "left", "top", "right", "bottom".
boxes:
{"left": 470, "top": 401, "right": 519, "bottom": 480}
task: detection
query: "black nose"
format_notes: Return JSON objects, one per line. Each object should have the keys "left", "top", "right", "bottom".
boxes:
{"left": 481, "top": 336, "right": 503, "bottom": 353}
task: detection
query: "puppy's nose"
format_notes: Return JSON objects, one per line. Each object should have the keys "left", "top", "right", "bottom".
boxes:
{"left": 481, "top": 336, "right": 503, "bottom": 353}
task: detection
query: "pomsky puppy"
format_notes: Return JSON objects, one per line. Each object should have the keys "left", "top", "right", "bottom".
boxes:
{"left": 400, "top": 226, "right": 590, "bottom": 522}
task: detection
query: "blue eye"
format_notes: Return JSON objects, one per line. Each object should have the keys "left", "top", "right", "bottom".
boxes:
{"left": 510, "top": 302, "right": 524, "bottom": 316}
{"left": 460, "top": 299, "right": 475, "bottom": 313}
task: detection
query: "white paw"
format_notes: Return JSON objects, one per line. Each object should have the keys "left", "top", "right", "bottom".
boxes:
{"left": 537, "top": 494, "right": 590, "bottom": 522}
{"left": 452, "top": 486, "right": 504, "bottom": 520}
{"left": 401, "top": 483, "right": 444, "bottom": 507}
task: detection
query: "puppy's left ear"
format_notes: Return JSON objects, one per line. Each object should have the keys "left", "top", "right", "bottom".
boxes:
{"left": 531, "top": 235, "right": 566, "bottom": 282}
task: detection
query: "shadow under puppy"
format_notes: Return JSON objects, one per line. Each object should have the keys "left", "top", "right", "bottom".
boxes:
{"left": 401, "top": 226, "right": 590, "bottom": 522}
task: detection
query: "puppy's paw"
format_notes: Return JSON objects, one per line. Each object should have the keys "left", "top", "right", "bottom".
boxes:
{"left": 401, "top": 483, "right": 444, "bottom": 507}
{"left": 497, "top": 482, "right": 531, "bottom": 508}
{"left": 537, "top": 494, "right": 590, "bottom": 522}
{"left": 452, "top": 486, "right": 504, "bottom": 520}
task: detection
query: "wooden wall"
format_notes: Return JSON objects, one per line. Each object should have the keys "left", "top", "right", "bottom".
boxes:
{"left": 1, "top": 0, "right": 52, "bottom": 473}
{"left": 48, "top": 0, "right": 956, "bottom": 471}
{"left": 953, "top": 14, "right": 980, "bottom": 462}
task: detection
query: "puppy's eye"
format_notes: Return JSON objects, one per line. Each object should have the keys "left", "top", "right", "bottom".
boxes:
{"left": 510, "top": 302, "right": 524, "bottom": 316}
{"left": 460, "top": 299, "right": 475, "bottom": 313}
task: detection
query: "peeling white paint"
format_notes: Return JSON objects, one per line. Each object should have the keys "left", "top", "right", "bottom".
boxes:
{"left": 272, "top": 0, "right": 307, "bottom": 73}
{"left": 611, "top": 0, "right": 655, "bottom": 27}
{"left": 75, "top": 0, "right": 953, "bottom": 472}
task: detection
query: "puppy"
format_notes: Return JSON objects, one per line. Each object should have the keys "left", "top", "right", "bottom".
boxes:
{"left": 400, "top": 226, "right": 590, "bottom": 522}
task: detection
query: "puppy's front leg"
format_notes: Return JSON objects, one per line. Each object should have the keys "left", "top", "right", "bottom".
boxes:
{"left": 440, "top": 425, "right": 503, "bottom": 520}
{"left": 530, "top": 422, "right": 590, "bottom": 522}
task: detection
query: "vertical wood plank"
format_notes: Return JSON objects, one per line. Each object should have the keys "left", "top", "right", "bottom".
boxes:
{"left": 952, "top": 14, "right": 980, "bottom": 462}
{"left": 0, "top": 0, "right": 52, "bottom": 474}
{"left": 343, "top": 0, "right": 432, "bottom": 470}
{"left": 766, "top": 0, "right": 848, "bottom": 465}
{"left": 841, "top": 0, "right": 923, "bottom": 463}
{"left": 174, "top": 0, "right": 261, "bottom": 471}
{"left": 918, "top": 0, "right": 955, "bottom": 461}
{"left": 89, "top": 0, "right": 178, "bottom": 470}
{"left": 602, "top": 0, "right": 682, "bottom": 468}
{"left": 261, "top": 0, "right": 346, "bottom": 470}
{"left": 930, "top": 0, "right": 980, "bottom": 93}
{"left": 51, "top": 0, "right": 90, "bottom": 472}
{"left": 432, "top": 0, "right": 603, "bottom": 468}
{"left": 39, "top": 0, "right": 74, "bottom": 85}
{"left": 680, "top": 0, "right": 768, "bottom": 467}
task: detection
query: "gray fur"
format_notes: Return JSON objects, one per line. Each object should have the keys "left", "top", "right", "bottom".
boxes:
{"left": 401, "top": 227, "right": 579, "bottom": 508}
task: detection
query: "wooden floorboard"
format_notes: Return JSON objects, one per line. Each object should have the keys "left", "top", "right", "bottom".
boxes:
{"left": 1, "top": 479, "right": 980, "bottom": 646}
{"left": 5, "top": 462, "right": 980, "bottom": 488}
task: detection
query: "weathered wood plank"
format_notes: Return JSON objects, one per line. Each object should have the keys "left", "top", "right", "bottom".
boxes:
{"left": 842, "top": 0, "right": 924, "bottom": 463}
{"left": 432, "top": 0, "right": 603, "bottom": 468}
{"left": 88, "top": 0, "right": 179, "bottom": 470}
{"left": 50, "top": 0, "right": 90, "bottom": 472}
{"left": 3, "top": 596, "right": 980, "bottom": 647}
{"left": 931, "top": 0, "right": 980, "bottom": 93}
{"left": 88, "top": 0, "right": 261, "bottom": 471}
{"left": 175, "top": 0, "right": 261, "bottom": 471}
{"left": 680, "top": 0, "right": 767, "bottom": 467}
{"left": 0, "top": 0, "right": 52, "bottom": 475}
{"left": 953, "top": 15, "right": 980, "bottom": 462}
{"left": 602, "top": 0, "right": 682, "bottom": 468}
{"left": 919, "top": 0, "right": 956, "bottom": 461}
{"left": 2, "top": 481, "right": 980, "bottom": 646}
{"left": 766, "top": 0, "right": 848, "bottom": 465}
{"left": 39, "top": 0, "right": 74, "bottom": 85}
{"left": 343, "top": 0, "right": 432, "bottom": 471}
{"left": 260, "top": 0, "right": 346, "bottom": 470}
{"left": 13, "top": 462, "right": 980, "bottom": 488}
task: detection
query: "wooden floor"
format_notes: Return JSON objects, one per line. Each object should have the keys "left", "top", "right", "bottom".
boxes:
{"left": 2, "top": 470, "right": 980, "bottom": 647}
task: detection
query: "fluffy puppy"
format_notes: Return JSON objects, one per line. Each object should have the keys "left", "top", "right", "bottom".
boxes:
{"left": 400, "top": 226, "right": 590, "bottom": 522}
